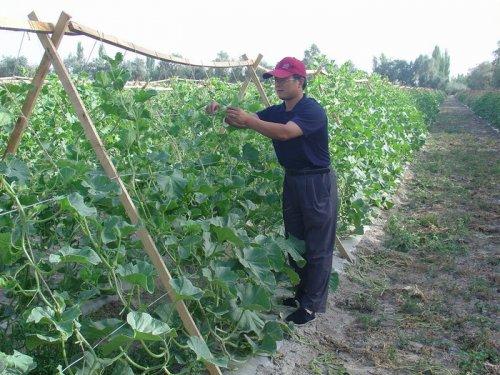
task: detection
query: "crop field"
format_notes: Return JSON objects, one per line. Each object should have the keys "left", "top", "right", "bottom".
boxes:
{"left": 0, "top": 54, "right": 444, "bottom": 374}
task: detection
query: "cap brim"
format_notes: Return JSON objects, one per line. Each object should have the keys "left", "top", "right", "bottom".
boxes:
{"left": 262, "top": 68, "right": 295, "bottom": 79}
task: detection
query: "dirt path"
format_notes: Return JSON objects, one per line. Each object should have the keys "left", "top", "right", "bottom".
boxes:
{"left": 256, "top": 97, "right": 500, "bottom": 375}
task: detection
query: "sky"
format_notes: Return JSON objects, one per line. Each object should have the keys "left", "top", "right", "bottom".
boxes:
{"left": 1, "top": 0, "right": 499, "bottom": 77}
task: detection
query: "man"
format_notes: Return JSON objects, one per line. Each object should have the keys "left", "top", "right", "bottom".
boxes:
{"left": 207, "top": 57, "right": 338, "bottom": 324}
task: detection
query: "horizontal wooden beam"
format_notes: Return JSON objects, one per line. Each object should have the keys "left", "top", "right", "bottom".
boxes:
{"left": 0, "top": 15, "right": 254, "bottom": 68}
{"left": 0, "top": 16, "right": 75, "bottom": 34}
{"left": 68, "top": 21, "right": 253, "bottom": 68}
{"left": 255, "top": 64, "right": 327, "bottom": 76}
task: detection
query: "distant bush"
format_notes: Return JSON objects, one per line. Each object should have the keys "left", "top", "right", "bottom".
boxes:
{"left": 409, "top": 88, "right": 446, "bottom": 124}
{"left": 457, "top": 90, "right": 500, "bottom": 128}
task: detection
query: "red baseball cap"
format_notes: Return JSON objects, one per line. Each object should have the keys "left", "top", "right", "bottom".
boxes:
{"left": 263, "top": 57, "right": 306, "bottom": 79}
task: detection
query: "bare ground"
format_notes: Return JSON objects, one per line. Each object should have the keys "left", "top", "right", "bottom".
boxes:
{"left": 256, "top": 97, "right": 500, "bottom": 375}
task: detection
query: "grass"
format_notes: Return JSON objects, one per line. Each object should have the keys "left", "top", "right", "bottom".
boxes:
{"left": 309, "top": 353, "right": 349, "bottom": 375}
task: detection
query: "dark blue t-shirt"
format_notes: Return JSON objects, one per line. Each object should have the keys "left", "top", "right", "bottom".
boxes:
{"left": 257, "top": 95, "right": 330, "bottom": 169}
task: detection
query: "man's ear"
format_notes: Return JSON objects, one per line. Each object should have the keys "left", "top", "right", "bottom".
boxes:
{"left": 297, "top": 77, "right": 305, "bottom": 89}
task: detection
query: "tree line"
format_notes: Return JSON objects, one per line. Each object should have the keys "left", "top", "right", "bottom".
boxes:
{"left": 0, "top": 42, "right": 265, "bottom": 82}
{"left": 1, "top": 42, "right": 498, "bottom": 91}
{"left": 372, "top": 42, "right": 500, "bottom": 92}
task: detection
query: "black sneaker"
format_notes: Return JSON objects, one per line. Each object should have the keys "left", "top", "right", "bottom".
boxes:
{"left": 282, "top": 297, "right": 299, "bottom": 308}
{"left": 285, "top": 307, "right": 315, "bottom": 325}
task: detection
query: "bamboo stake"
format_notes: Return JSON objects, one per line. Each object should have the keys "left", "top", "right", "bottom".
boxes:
{"left": 30, "top": 11, "right": 222, "bottom": 375}
{"left": 2, "top": 12, "right": 71, "bottom": 158}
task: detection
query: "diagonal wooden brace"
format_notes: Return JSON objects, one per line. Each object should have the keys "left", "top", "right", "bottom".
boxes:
{"left": 30, "top": 11, "right": 222, "bottom": 375}
{"left": 247, "top": 63, "right": 270, "bottom": 107}
{"left": 3, "top": 11, "right": 70, "bottom": 158}
{"left": 238, "top": 53, "right": 264, "bottom": 102}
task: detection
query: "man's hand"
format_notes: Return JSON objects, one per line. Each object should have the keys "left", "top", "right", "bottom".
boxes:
{"left": 225, "top": 107, "right": 252, "bottom": 128}
{"left": 205, "top": 101, "right": 220, "bottom": 115}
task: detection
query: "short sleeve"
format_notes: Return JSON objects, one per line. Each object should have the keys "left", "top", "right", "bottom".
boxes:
{"left": 290, "top": 103, "right": 327, "bottom": 137}
{"left": 256, "top": 106, "right": 274, "bottom": 121}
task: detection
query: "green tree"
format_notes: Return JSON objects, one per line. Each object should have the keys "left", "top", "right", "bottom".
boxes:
{"left": 64, "top": 42, "right": 86, "bottom": 75}
{"left": 209, "top": 51, "right": 230, "bottom": 81}
{"left": 124, "top": 58, "right": 147, "bottom": 81}
{"left": 467, "top": 62, "right": 493, "bottom": 89}
{"left": 146, "top": 57, "right": 156, "bottom": 80}
{"left": 373, "top": 56, "right": 415, "bottom": 86}
{"left": 446, "top": 74, "right": 467, "bottom": 94}
{"left": 492, "top": 41, "right": 500, "bottom": 88}
{"left": 0, "top": 56, "right": 32, "bottom": 77}
{"left": 302, "top": 43, "right": 329, "bottom": 69}
{"left": 87, "top": 45, "right": 109, "bottom": 78}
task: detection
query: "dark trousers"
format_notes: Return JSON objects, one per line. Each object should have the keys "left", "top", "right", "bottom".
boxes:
{"left": 282, "top": 170, "right": 338, "bottom": 313}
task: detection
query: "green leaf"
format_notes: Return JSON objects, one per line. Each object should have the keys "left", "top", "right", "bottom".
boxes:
{"left": 49, "top": 246, "right": 101, "bottom": 266}
{"left": 212, "top": 266, "right": 238, "bottom": 284}
{"left": 237, "top": 247, "right": 276, "bottom": 289}
{"left": 25, "top": 333, "right": 60, "bottom": 349}
{"left": 119, "top": 128, "right": 137, "bottom": 149}
{"left": 0, "top": 156, "right": 29, "bottom": 185}
{"left": 101, "top": 330, "right": 134, "bottom": 356}
{"left": 116, "top": 261, "right": 156, "bottom": 293}
{"left": 237, "top": 284, "right": 271, "bottom": 311}
{"left": 0, "top": 111, "right": 12, "bottom": 128}
{"left": 62, "top": 192, "right": 97, "bottom": 217}
{"left": 283, "top": 267, "right": 300, "bottom": 286}
{"left": 101, "top": 216, "right": 135, "bottom": 244}
{"left": 26, "top": 306, "right": 80, "bottom": 341}
{"left": 74, "top": 351, "right": 114, "bottom": 375}
{"left": 133, "top": 89, "right": 157, "bottom": 103}
{"left": 82, "top": 175, "right": 121, "bottom": 197}
{"left": 202, "top": 231, "right": 216, "bottom": 257}
{"left": 255, "top": 237, "right": 285, "bottom": 271}
{"left": 111, "top": 362, "right": 134, "bottom": 375}
{"left": 0, "top": 232, "right": 22, "bottom": 265}
{"left": 0, "top": 350, "right": 37, "bottom": 374}
{"left": 57, "top": 306, "right": 82, "bottom": 340}
{"left": 170, "top": 276, "right": 203, "bottom": 301}
{"left": 127, "top": 311, "right": 171, "bottom": 341}
{"left": 157, "top": 170, "right": 187, "bottom": 199}
{"left": 81, "top": 318, "right": 123, "bottom": 341}
{"left": 26, "top": 306, "right": 55, "bottom": 325}
{"left": 210, "top": 225, "right": 244, "bottom": 247}
{"left": 230, "top": 306, "right": 265, "bottom": 334}
{"left": 187, "top": 336, "right": 228, "bottom": 368}
{"left": 242, "top": 143, "right": 259, "bottom": 162}
{"left": 59, "top": 167, "right": 76, "bottom": 184}
{"left": 275, "top": 236, "right": 306, "bottom": 268}
{"left": 329, "top": 271, "right": 340, "bottom": 292}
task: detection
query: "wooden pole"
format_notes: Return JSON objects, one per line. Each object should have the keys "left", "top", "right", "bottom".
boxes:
{"left": 247, "top": 64, "right": 270, "bottom": 107}
{"left": 2, "top": 11, "right": 71, "bottom": 158}
{"left": 0, "top": 16, "right": 251, "bottom": 69}
{"left": 238, "top": 53, "right": 264, "bottom": 102}
{"left": 30, "top": 11, "right": 222, "bottom": 375}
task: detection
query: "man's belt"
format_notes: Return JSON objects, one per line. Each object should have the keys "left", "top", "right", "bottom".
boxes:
{"left": 285, "top": 167, "right": 330, "bottom": 176}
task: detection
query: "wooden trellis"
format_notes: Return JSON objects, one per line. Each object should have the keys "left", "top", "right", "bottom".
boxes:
{"left": 0, "top": 10, "right": 354, "bottom": 373}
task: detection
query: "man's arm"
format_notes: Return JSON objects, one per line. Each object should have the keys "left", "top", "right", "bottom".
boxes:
{"left": 245, "top": 116, "right": 303, "bottom": 141}
{"left": 226, "top": 107, "right": 303, "bottom": 141}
